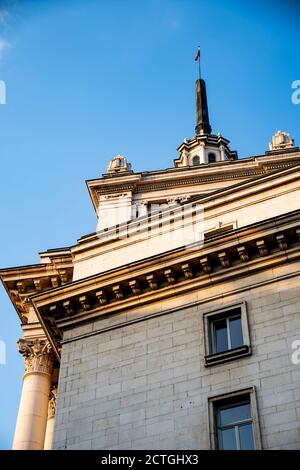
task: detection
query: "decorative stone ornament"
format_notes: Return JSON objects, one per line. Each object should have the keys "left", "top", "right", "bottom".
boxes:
{"left": 48, "top": 386, "right": 58, "bottom": 419}
{"left": 269, "top": 131, "right": 295, "bottom": 151}
{"left": 17, "top": 338, "right": 54, "bottom": 375}
{"left": 106, "top": 154, "right": 132, "bottom": 174}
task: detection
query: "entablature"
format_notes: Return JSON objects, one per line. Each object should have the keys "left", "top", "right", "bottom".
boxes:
{"left": 30, "top": 210, "right": 300, "bottom": 359}
{"left": 86, "top": 151, "right": 300, "bottom": 217}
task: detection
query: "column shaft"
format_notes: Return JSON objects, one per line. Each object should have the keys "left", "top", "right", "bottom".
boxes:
{"left": 44, "top": 416, "right": 55, "bottom": 450}
{"left": 13, "top": 372, "right": 51, "bottom": 450}
{"left": 12, "top": 338, "right": 54, "bottom": 450}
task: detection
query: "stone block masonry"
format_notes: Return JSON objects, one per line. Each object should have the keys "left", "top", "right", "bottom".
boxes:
{"left": 53, "top": 270, "right": 300, "bottom": 450}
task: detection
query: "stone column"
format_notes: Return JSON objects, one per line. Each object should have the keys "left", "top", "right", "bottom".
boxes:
{"left": 44, "top": 386, "right": 57, "bottom": 450}
{"left": 137, "top": 200, "right": 148, "bottom": 218}
{"left": 13, "top": 338, "right": 54, "bottom": 450}
{"left": 220, "top": 144, "right": 226, "bottom": 161}
{"left": 199, "top": 144, "right": 205, "bottom": 164}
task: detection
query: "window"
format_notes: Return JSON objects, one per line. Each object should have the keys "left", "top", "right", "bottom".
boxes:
{"left": 208, "top": 152, "right": 216, "bottom": 163}
{"left": 192, "top": 155, "right": 200, "bottom": 165}
{"left": 204, "top": 224, "right": 234, "bottom": 241}
{"left": 212, "top": 313, "right": 243, "bottom": 353}
{"left": 217, "top": 400, "right": 255, "bottom": 449}
{"left": 204, "top": 303, "right": 251, "bottom": 366}
{"left": 208, "top": 388, "right": 261, "bottom": 450}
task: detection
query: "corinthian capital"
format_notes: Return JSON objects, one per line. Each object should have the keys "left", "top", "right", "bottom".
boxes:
{"left": 17, "top": 338, "right": 54, "bottom": 375}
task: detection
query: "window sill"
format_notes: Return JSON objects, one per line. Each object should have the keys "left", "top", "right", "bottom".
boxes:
{"left": 205, "top": 345, "right": 251, "bottom": 367}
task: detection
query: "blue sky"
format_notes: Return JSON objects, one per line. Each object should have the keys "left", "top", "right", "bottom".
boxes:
{"left": 0, "top": 0, "right": 299, "bottom": 449}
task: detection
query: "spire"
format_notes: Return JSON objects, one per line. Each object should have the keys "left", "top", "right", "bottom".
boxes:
{"left": 195, "top": 78, "right": 211, "bottom": 135}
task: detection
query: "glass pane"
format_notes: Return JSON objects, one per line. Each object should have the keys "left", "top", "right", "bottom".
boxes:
{"left": 219, "top": 427, "right": 237, "bottom": 450}
{"left": 229, "top": 316, "right": 244, "bottom": 349}
{"left": 239, "top": 423, "right": 255, "bottom": 450}
{"left": 219, "top": 403, "right": 251, "bottom": 426}
{"left": 214, "top": 319, "right": 228, "bottom": 352}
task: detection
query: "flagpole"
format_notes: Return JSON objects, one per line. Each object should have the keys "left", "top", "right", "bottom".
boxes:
{"left": 195, "top": 46, "right": 201, "bottom": 80}
{"left": 198, "top": 46, "right": 201, "bottom": 80}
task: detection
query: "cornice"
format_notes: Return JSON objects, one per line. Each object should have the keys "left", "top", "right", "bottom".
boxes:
{"left": 61, "top": 269, "right": 300, "bottom": 345}
{"left": 176, "top": 134, "right": 231, "bottom": 152}
{"left": 136, "top": 169, "right": 263, "bottom": 193}
{"left": 87, "top": 154, "right": 300, "bottom": 199}
{"left": 86, "top": 174, "right": 141, "bottom": 211}
{"left": 0, "top": 259, "right": 73, "bottom": 324}
{"left": 137, "top": 157, "right": 300, "bottom": 193}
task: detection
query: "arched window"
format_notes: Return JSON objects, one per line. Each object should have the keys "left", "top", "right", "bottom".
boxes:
{"left": 208, "top": 152, "right": 216, "bottom": 163}
{"left": 192, "top": 155, "right": 200, "bottom": 166}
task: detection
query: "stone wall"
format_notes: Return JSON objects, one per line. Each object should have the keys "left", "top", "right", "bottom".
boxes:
{"left": 53, "top": 266, "right": 300, "bottom": 450}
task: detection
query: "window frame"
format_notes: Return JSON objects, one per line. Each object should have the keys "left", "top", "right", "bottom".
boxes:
{"left": 208, "top": 387, "right": 262, "bottom": 450}
{"left": 203, "top": 302, "right": 251, "bottom": 366}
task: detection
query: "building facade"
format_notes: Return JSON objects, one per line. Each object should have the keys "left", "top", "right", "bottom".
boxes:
{"left": 1, "top": 78, "right": 300, "bottom": 450}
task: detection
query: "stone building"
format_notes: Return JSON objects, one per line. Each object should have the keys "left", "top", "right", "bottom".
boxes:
{"left": 1, "top": 77, "right": 300, "bottom": 450}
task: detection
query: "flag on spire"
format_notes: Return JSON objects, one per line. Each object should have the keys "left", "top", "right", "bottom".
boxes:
{"left": 195, "top": 47, "right": 200, "bottom": 61}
